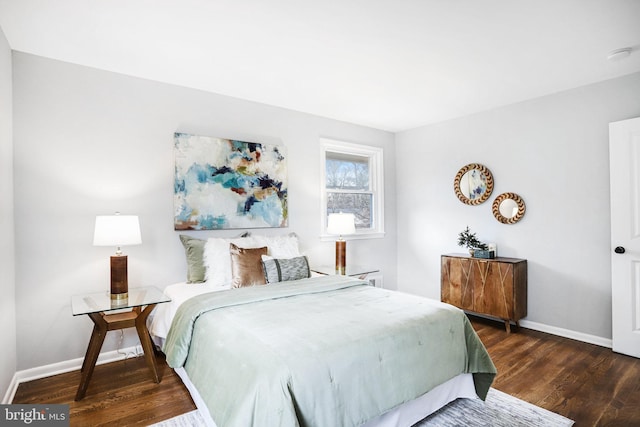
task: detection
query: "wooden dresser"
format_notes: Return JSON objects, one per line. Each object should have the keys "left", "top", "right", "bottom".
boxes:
{"left": 441, "top": 253, "right": 527, "bottom": 332}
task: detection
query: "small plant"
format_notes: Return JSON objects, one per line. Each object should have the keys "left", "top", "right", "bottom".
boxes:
{"left": 457, "top": 226, "right": 488, "bottom": 250}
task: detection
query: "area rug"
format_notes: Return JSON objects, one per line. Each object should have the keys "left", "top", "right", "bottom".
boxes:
{"left": 414, "top": 388, "right": 573, "bottom": 426}
{"left": 149, "top": 409, "right": 206, "bottom": 427}
{"left": 149, "top": 388, "right": 574, "bottom": 426}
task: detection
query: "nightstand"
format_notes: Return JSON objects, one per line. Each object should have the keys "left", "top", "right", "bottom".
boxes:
{"left": 311, "top": 265, "right": 382, "bottom": 286}
{"left": 71, "top": 286, "right": 170, "bottom": 400}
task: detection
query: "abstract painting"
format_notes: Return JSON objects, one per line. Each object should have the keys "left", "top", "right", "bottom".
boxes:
{"left": 174, "top": 133, "right": 288, "bottom": 230}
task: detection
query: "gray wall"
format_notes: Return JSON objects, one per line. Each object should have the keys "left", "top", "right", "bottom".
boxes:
{"left": 396, "top": 72, "right": 640, "bottom": 340}
{"left": 0, "top": 27, "right": 16, "bottom": 401}
{"left": 7, "top": 46, "right": 640, "bottom": 383}
{"left": 12, "top": 52, "right": 397, "bottom": 370}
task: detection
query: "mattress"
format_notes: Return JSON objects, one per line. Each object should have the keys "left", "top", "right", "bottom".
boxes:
{"left": 149, "top": 281, "right": 231, "bottom": 347}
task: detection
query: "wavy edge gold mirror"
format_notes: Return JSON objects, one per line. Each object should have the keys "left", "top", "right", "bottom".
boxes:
{"left": 492, "top": 192, "right": 526, "bottom": 224}
{"left": 453, "top": 163, "right": 494, "bottom": 205}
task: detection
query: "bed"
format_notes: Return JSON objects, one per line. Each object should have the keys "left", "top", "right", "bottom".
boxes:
{"left": 150, "top": 234, "right": 496, "bottom": 427}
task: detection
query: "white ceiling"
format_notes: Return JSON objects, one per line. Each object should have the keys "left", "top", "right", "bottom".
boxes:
{"left": 1, "top": 0, "right": 639, "bottom": 132}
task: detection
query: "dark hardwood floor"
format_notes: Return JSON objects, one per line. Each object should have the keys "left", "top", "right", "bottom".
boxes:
{"left": 471, "top": 315, "right": 640, "bottom": 427}
{"left": 12, "top": 353, "right": 196, "bottom": 426}
{"left": 13, "top": 317, "right": 640, "bottom": 426}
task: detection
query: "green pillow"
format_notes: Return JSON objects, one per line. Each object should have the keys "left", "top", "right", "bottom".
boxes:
{"left": 179, "top": 235, "right": 206, "bottom": 283}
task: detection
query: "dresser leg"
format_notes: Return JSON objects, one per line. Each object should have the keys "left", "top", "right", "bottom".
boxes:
{"left": 504, "top": 320, "right": 511, "bottom": 333}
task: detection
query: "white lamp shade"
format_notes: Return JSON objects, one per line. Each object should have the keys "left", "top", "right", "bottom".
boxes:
{"left": 327, "top": 213, "right": 356, "bottom": 236}
{"left": 93, "top": 215, "right": 142, "bottom": 246}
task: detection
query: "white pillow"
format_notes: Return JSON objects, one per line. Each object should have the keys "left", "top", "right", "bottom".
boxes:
{"left": 253, "top": 233, "right": 301, "bottom": 258}
{"left": 203, "top": 233, "right": 301, "bottom": 287}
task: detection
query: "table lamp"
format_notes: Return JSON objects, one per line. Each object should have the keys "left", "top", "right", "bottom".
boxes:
{"left": 327, "top": 212, "right": 355, "bottom": 275}
{"left": 93, "top": 213, "right": 142, "bottom": 300}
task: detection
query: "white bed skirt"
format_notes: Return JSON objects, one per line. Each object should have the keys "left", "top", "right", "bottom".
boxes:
{"left": 174, "top": 367, "right": 477, "bottom": 427}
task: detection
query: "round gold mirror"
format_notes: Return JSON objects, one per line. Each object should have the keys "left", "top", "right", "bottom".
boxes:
{"left": 453, "top": 163, "right": 494, "bottom": 205}
{"left": 492, "top": 192, "right": 526, "bottom": 224}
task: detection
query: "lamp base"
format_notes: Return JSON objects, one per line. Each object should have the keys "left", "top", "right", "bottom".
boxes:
{"left": 335, "top": 240, "right": 346, "bottom": 275}
{"left": 110, "top": 255, "right": 129, "bottom": 300}
{"left": 110, "top": 292, "right": 129, "bottom": 301}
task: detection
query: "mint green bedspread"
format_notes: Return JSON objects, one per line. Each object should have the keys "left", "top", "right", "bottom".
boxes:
{"left": 164, "top": 275, "right": 496, "bottom": 427}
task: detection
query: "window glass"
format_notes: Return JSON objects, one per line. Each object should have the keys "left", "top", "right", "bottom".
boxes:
{"left": 321, "top": 139, "right": 384, "bottom": 238}
{"left": 327, "top": 193, "right": 372, "bottom": 229}
{"left": 326, "top": 152, "right": 369, "bottom": 191}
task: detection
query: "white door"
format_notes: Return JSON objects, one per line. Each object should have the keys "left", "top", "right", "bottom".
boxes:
{"left": 610, "top": 116, "right": 640, "bottom": 358}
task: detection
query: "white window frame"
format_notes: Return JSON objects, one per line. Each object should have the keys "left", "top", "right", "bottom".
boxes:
{"left": 320, "top": 138, "right": 385, "bottom": 240}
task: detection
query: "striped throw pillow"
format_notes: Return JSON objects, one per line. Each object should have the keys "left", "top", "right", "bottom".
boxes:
{"left": 262, "top": 256, "right": 311, "bottom": 283}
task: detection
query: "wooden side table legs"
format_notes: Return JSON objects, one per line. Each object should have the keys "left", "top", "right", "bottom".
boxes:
{"left": 75, "top": 304, "right": 159, "bottom": 400}
{"left": 135, "top": 304, "right": 161, "bottom": 383}
{"left": 75, "top": 313, "right": 108, "bottom": 400}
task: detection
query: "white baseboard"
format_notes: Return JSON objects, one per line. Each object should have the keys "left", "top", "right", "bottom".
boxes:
{"left": 2, "top": 345, "right": 140, "bottom": 404}
{"left": 519, "top": 319, "right": 612, "bottom": 348}
{"left": 468, "top": 312, "right": 613, "bottom": 348}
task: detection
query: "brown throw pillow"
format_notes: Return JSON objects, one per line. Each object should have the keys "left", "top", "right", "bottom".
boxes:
{"left": 230, "top": 243, "right": 268, "bottom": 288}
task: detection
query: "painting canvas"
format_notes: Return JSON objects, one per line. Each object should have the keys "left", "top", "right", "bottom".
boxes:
{"left": 174, "top": 133, "right": 288, "bottom": 230}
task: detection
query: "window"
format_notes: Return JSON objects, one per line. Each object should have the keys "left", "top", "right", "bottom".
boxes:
{"left": 320, "top": 138, "right": 384, "bottom": 239}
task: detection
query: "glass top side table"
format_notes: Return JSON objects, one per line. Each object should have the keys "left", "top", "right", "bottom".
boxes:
{"left": 72, "top": 286, "right": 170, "bottom": 316}
{"left": 310, "top": 265, "right": 380, "bottom": 279}
{"left": 71, "top": 286, "right": 170, "bottom": 400}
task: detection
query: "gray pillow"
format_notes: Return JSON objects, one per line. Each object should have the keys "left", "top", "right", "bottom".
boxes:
{"left": 179, "top": 235, "right": 207, "bottom": 283}
{"left": 180, "top": 232, "right": 251, "bottom": 283}
{"left": 262, "top": 256, "right": 311, "bottom": 283}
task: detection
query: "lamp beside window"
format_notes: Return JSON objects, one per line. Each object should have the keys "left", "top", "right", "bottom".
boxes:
{"left": 93, "top": 213, "right": 142, "bottom": 300}
{"left": 327, "top": 212, "right": 356, "bottom": 275}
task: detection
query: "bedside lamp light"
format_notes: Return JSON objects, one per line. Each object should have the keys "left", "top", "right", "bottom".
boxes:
{"left": 327, "top": 212, "right": 356, "bottom": 275}
{"left": 93, "top": 213, "right": 142, "bottom": 301}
